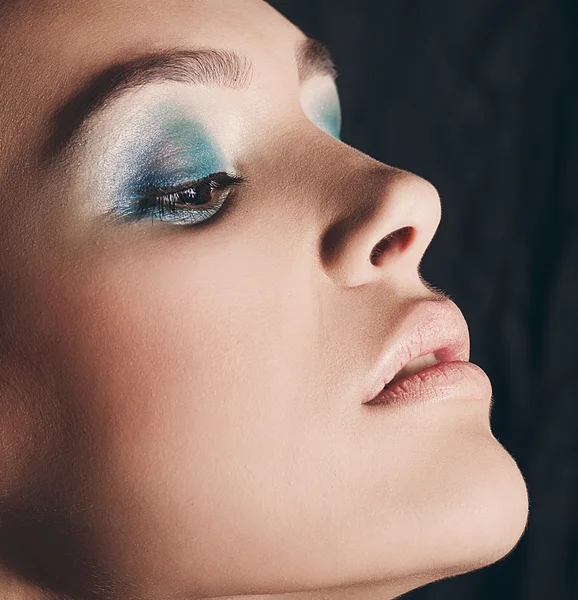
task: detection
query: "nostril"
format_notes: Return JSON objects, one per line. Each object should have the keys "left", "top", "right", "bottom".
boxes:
{"left": 370, "top": 226, "right": 414, "bottom": 265}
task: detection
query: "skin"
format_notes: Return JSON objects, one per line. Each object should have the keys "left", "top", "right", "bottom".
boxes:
{"left": 0, "top": 1, "right": 529, "bottom": 600}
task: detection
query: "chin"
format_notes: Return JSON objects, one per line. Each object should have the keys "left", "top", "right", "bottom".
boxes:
{"left": 250, "top": 437, "right": 528, "bottom": 600}
{"left": 385, "top": 433, "right": 529, "bottom": 589}
{"left": 450, "top": 435, "right": 529, "bottom": 573}
{"left": 315, "top": 434, "right": 529, "bottom": 599}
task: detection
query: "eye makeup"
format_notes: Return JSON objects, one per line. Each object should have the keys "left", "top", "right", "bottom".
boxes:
{"left": 132, "top": 115, "right": 226, "bottom": 190}
{"left": 302, "top": 83, "right": 342, "bottom": 140}
{"left": 91, "top": 82, "right": 342, "bottom": 228}
{"left": 108, "top": 101, "right": 236, "bottom": 223}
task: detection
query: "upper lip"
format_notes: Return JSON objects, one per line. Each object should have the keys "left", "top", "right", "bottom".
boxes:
{"left": 362, "top": 298, "right": 471, "bottom": 404}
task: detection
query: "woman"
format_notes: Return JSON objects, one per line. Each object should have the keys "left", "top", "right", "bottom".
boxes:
{"left": 0, "top": 0, "right": 529, "bottom": 599}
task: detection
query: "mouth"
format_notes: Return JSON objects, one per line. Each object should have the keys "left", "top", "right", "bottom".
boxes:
{"left": 366, "top": 359, "right": 492, "bottom": 408}
{"left": 362, "top": 298, "right": 473, "bottom": 405}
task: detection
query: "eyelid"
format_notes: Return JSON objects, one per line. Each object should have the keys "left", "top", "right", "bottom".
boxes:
{"left": 114, "top": 171, "right": 246, "bottom": 226}
{"left": 300, "top": 82, "right": 342, "bottom": 139}
{"left": 138, "top": 171, "right": 245, "bottom": 202}
{"left": 137, "top": 174, "right": 218, "bottom": 197}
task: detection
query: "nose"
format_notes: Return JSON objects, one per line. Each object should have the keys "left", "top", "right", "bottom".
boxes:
{"left": 319, "top": 153, "right": 442, "bottom": 288}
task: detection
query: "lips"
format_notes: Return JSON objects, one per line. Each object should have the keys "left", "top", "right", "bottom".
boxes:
{"left": 362, "top": 298, "right": 474, "bottom": 404}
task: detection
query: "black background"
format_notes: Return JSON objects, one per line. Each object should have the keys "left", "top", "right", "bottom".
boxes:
{"left": 271, "top": 1, "right": 577, "bottom": 599}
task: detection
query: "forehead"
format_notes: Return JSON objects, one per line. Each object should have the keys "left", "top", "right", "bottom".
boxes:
{"left": 0, "top": 0, "right": 301, "bottom": 169}
{"left": 1, "top": 0, "right": 298, "bottom": 56}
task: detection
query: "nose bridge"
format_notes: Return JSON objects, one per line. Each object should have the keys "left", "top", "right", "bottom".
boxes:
{"left": 284, "top": 126, "right": 442, "bottom": 288}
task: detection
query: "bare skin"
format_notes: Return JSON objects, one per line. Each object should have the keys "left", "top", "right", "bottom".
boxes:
{"left": 0, "top": 1, "right": 529, "bottom": 599}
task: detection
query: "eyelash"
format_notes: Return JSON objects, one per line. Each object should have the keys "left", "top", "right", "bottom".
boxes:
{"left": 128, "top": 171, "right": 246, "bottom": 226}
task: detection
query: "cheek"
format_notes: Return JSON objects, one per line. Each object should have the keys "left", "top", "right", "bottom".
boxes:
{"left": 60, "top": 250, "right": 295, "bottom": 475}
{"left": 48, "top": 244, "right": 425, "bottom": 595}
{"left": 49, "top": 249, "right": 363, "bottom": 591}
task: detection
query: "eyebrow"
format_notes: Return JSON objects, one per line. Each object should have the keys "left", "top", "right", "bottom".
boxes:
{"left": 42, "top": 36, "right": 337, "bottom": 165}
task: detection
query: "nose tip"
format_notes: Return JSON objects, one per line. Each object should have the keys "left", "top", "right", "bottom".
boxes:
{"left": 321, "top": 167, "right": 442, "bottom": 287}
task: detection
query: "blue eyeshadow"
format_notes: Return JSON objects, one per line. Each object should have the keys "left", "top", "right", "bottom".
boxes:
{"left": 113, "top": 104, "right": 227, "bottom": 216}
{"left": 317, "top": 98, "right": 342, "bottom": 140}
{"left": 305, "top": 91, "right": 342, "bottom": 140}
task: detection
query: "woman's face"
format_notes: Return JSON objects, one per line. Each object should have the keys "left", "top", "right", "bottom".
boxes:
{"left": 0, "top": 1, "right": 528, "bottom": 599}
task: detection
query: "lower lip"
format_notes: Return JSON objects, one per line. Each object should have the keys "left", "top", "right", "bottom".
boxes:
{"left": 363, "top": 361, "right": 492, "bottom": 408}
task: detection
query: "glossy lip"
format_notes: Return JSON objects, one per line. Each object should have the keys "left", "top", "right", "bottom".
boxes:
{"left": 361, "top": 298, "right": 488, "bottom": 405}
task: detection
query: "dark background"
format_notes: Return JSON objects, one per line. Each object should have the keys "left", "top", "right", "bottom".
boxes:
{"left": 271, "top": 1, "right": 577, "bottom": 599}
